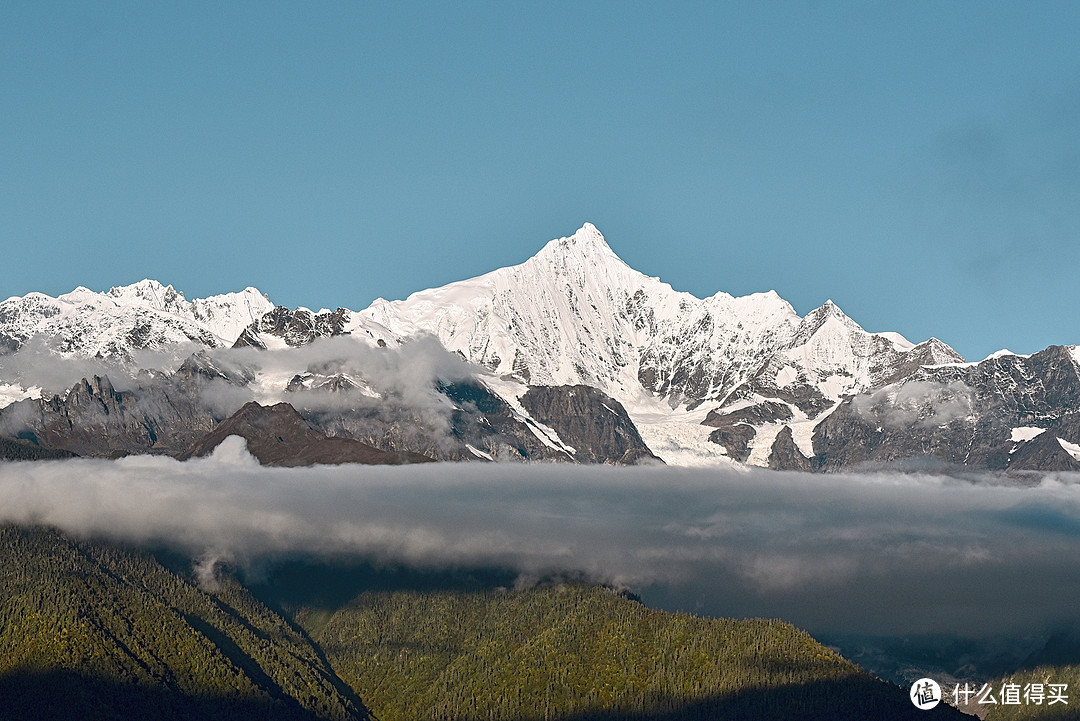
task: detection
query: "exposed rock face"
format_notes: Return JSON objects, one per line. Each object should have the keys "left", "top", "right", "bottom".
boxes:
{"left": 179, "top": 401, "right": 433, "bottom": 466}
{"left": 812, "top": 345, "right": 1080, "bottom": 472}
{"left": 0, "top": 346, "right": 667, "bottom": 467}
{"left": 0, "top": 373, "right": 221, "bottom": 458}
{"left": 233, "top": 306, "right": 352, "bottom": 349}
{"left": 438, "top": 380, "right": 572, "bottom": 462}
{"left": 703, "top": 401, "right": 794, "bottom": 428}
{"left": 518, "top": 385, "right": 661, "bottom": 465}
{"left": 707, "top": 424, "right": 757, "bottom": 463}
{"left": 296, "top": 379, "right": 573, "bottom": 463}
{"left": 176, "top": 349, "right": 255, "bottom": 385}
{"left": 0, "top": 351, "right": 256, "bottom": 458}
{"left": 1007, "top": 430, "right": 1080, "bottom": 473}
{"left": 768, "top": 426, "right": 812, "bottom": 472}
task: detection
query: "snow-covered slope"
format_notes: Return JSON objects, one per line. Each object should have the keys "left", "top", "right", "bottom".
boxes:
{"left": 0, "top": 280, "right": 273, "bottom": 359}
{"left": 358, "top": 223, "right": 801, "bottom": 404}
{"left": 359, "top": 223, "right": 675, "bottom": 396}
{"left": 357, "top": 224, "right": 955, "bottom": 405}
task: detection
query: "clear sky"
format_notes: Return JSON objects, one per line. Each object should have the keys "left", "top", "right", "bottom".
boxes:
{"left": 2, "top": 2, "right": 1078, "bottom": 361}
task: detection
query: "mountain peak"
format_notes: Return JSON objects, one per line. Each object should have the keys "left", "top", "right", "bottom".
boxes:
{"left": 531, "top": 222, "right": 628, "bottom": 271}
{"left": 805, "top": 299, "right": 851, "bottom": 325}
{"left": 548, "top": 222, "right": 612, "bottom": 250}
{"left": 790, "top": 299, "right": 864, "bottom": 348}
{"left": 107, "top": 279, "right": 187, "bottom": 312}
{"left": 575, "top": 221, "right": 603, "bottom": 240}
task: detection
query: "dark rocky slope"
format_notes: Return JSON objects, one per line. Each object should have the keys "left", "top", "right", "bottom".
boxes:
{"left": 807, "top": 345, "right": 1080, "bottom": 472}
{"left": 179, "top": 401, "right": 433, "bottom": 466}
{"left": 519, "top": 384, "right": 661, "bottom": 465}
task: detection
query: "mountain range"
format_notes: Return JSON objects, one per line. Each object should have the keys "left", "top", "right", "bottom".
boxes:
{"left": 2, "top": 223, "right": 1078, "bottom": 472}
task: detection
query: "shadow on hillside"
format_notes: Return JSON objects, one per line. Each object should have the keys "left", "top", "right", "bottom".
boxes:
{"left": 0, "top": 669, "right": 981, "bottom": 721}
{"left": 0, "top": 669, "right": 370, "bottom": 721}
{"left": 827, "top": 628, "right": 1080, "bottom": 687}
{"left": 0, "top": 670, "right": 976, "bottom": 721}
{"left": 248, "top": 558, "right": 520, "bottom": 612}
{"left": 510, "top": 676, "right": 974, "bottom": 721}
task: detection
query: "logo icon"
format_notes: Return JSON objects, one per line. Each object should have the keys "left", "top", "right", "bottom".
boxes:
{"left": 911, "top": 678, "right": 941, "bottom": 710}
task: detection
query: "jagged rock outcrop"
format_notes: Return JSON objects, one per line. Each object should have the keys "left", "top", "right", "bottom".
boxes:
{"left": 0, "top": 374, "right": 216, "bottom": 458}
{"left": 0, "top": 352, "right": 253, "bottom": 458}
{"left": 233, "top": 306, "right": 353, "bottom": 349}
{"left": 768, "top": 426, "right": 813, "bottom": 472}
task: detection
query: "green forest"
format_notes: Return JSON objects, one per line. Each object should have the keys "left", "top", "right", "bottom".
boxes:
{"left": 982, "top": 666, "right": 1080, "bottom": 721}
{"left": 0, "top": 524, "right": 969, "bottom": 720}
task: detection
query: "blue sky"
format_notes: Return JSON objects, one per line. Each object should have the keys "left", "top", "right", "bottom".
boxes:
{"left": 2, "top": 2, "right": 1078, "bottom": 361}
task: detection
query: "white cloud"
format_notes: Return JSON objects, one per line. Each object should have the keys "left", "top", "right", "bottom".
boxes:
{"left": 2, "top": 443, "right": 1080, "bottom": 638}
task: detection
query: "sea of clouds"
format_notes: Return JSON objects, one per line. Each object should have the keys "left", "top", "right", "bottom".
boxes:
{"left": 3, "top": 438, "right": 1079, "bottom": 639}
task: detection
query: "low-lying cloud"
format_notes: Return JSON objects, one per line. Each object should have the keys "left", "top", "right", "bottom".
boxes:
{"left": 0, "top": 334, "right": 482, "bottom": 454}
{"left": 0, "top": 335, "right": 212, "bottom": 396}
{"left": 222, "top": 334, "right": 480, "bottom": 452}
{"left": 852, "top": 379, "right": 976, "bottom": 428}
{"left": 3, "top": 440, "right": 1080, "bottom": 639}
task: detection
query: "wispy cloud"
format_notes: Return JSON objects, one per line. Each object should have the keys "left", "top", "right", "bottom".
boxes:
{"left": 851, "top": 379, "right": 975, "bottom": 428}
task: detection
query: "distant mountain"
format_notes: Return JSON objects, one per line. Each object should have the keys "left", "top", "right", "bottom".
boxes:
{"left": 811, "top": 344, "right": 1080, "bottom": 473}
{"left": 231, "top": 223, "right": 975, "bottom": 469}
{"left": 1, "top": 223, "right": 1077, "bottom": 471}
{"left": 0, "top": 280, "right": 272, "bottom": 358}
{"left": 354, "top": 223, "right": 960, "bottom": 407}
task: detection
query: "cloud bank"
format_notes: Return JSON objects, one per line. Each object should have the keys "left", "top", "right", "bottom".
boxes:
{"left": 3, "top": 440, "right": 1080, "bottom": 638}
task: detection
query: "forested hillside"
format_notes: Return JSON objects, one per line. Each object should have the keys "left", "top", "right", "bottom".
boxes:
{"left": 0, "top": 525, "right": 968, "bottom": 720}
{"left": 0, "top": 526, "right": 366, "bottom": 721}
{"left": 296, "top": 585, "right": 967, "bottom": 720}
{"left": 983, "top": 665, "right": 1080, "bottom": 720}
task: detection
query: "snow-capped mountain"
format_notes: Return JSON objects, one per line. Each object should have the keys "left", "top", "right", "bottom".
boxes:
{"left": 357, "top": 223, "right": 958, "bottom": 409}
{"left": 9, "top": 222, "right": 1077, "bottom": 472}
{"left": 358, "top": 223, "right": 794, "bottom": 403}
{"left": 232, "top": 223, "right": 968, "bottom": 467}
{"left": 0, "top": 280, "right": 273, "bottom": 359}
